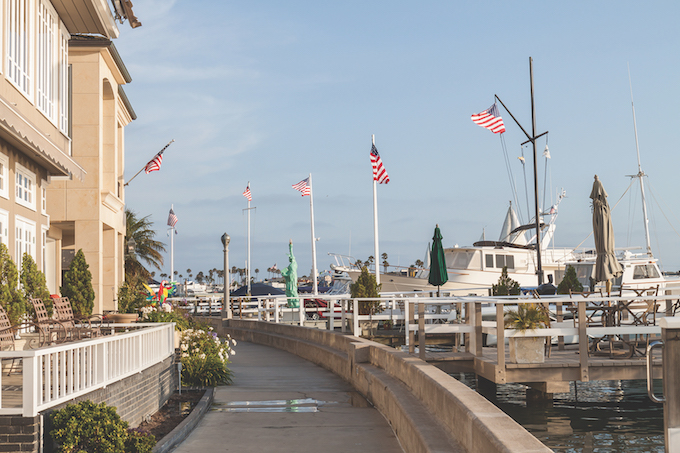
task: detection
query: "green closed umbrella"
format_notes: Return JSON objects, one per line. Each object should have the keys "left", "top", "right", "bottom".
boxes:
{"left": 428, "top": 224, "right": 448, "bottom": 296}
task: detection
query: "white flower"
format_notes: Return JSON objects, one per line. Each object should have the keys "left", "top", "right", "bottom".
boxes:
{"left": 180, "top": 344, "right": 188, "bottom": 351}
{"left": 230, "top": 349, "right": 236, "bottom": 356}
{"left": 231, "top": 339, "right": 237, "bottom": 346}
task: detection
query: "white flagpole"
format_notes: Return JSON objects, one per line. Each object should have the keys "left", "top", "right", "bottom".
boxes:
{"left": 247, "top": 182, "right": 251, "bottom": 295}
{"left": 309, "top": 173, "right": 319, "bottom": 295}
{"left": 170, "top": 204, "right": 175, "bottom": 283}
{"left": 372, "top": 135, "right": 380, "bottom": 286}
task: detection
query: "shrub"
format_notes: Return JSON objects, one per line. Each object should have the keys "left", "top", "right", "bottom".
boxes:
{"left": 61, "top": 249, "right": 95, "bottom": 316}
{"left": 492, "top": 266, "right": 521, "bottom": 296}
{"left": 50, "top": 401, "right": 129, "bottom": 453}
{"left": 125, "top": 428, "right": 156, "bottom": 453}
{"left": 349, "top": 266, "right": 383, "bottom": 315}
{"left": 117, "top": 281, "right": 148, "bottom": 314}
{"left": 179, "top": 328, "right": 235, "bottom": 387}
{"left": 145, "top": 308, "right": 192, "bottom": 331}
{"left": 0, "top": 243, "right": 25, "bottom": 324}
{"left": 504, "top": 303, "right": 550, "bottom": 332}
{"left": 557, "top": 264, "right": 584, "bottom": 294}
{"left": 21, "top": 253, "right": 52, "bottom": 317}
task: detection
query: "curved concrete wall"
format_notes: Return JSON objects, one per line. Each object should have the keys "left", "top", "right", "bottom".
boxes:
{"left": 210, "top": 318, "right": 551, "bottom": 453}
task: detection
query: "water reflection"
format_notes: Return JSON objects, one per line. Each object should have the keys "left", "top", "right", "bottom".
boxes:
{"left": 451, "top": 373, "right": 664, "bottom": 452}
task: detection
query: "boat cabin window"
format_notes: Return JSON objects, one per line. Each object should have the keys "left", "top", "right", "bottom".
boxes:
{"left": 485, "top": 254, "right": 515, "bottom": 270}
{"left": 633, "top": 264, "right": 660, "bottom": 280}
{"left": 446, "top": 250, "right": 481, "bottom": 270}
{"left": 496, "top": 255, "right": 515, "bottom": 270}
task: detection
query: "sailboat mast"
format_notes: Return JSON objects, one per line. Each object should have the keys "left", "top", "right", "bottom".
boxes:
{"left": 628, "top": 70, "right": 652, "bottom": 256}
{"left": 530, "top": 57, "right": 544, "bottom": 285}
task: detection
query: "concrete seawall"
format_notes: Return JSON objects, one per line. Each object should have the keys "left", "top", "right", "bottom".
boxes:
{"left": 207, "top": 318, "right": 551, "bottom": 453}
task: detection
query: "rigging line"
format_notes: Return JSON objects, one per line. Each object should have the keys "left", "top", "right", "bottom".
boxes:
{"left": 499, "top": 134, "right": 523, "bottom": 222}
{"left": 521, "top": 144, "right": 530, "bottom": 223}
{"left": 646, "top": 178, "right": 680, "bottom": 233}
{"left": 646, "top": 180, "right": 680, "bottom": 248}
{"left": 541, "top": 135, "right": 549, "bottom": 214}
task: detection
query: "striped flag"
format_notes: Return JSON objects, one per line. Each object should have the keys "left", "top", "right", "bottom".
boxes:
{"left": 370, "top": 144, "right": 389, "bottom": 184}
{"left": 167, "top": 208, "right": 178, "bottom": 227}
{"left": 242, "top": 184, "right": 252, "bottom": 201}
{"left": 292, "top": 177, "right": 311, "bottom": 196}
{"left": 144, "top": 151, "right": 164, "bottom": 173}
{"left": 471, "top": 103, "right": 506, "bottom": 134}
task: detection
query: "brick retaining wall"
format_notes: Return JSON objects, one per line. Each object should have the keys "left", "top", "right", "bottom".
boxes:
{"left": 0, "top": 354, "right": 178, "bottom": 453}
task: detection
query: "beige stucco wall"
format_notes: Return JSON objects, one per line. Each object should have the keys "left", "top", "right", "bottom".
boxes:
{"left": 47, "top": 44, "right": 131, "bottom": 314}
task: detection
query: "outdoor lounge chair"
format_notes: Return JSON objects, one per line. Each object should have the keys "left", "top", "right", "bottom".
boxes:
{"left": 29, "top": 298, "right": 70, "bottom": 344}
{"left": 52, "top": 297, "right": 103, "bottom": 339}
{"left": 0, "top": 305, "right": 43, "bottom": 375}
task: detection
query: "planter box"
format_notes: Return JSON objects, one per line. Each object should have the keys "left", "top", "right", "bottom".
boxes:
{"left": 508, "top": 335, "right": 546, "bottom": 363}
{"left": 107, "top": 313, "right": 139, "bottom": 323}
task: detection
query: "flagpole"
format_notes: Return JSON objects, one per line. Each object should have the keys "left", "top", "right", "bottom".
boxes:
{"left": 247, "top": 182, "right": 251, "bottom": 295}
{"left": 309, "top": 173, "right": 319, "bottom": 295}
{"left": 124, "top": 139, "right": 174, "bottom": 186}
{"left": 372, "top": 135, "right": 380, "bottom": 286}
{"left": 170, "top": 204, "right": 175, "bottom": 284}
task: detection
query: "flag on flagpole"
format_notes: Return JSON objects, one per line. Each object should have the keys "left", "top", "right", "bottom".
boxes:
{"left": 370, "top": 144, "right": 389, "bottom": 184}
{"left": 292, "top": 177, "right": 311, "bottom": 196}
{"left": 272, "top": 263, "right": 277, "bottom": 270}
{"left": 167, "top": 208, "right": 178, "bottom": 227}
{"left": 471, "top": 103, "right": 506, "bottom": 134}
{"left": 144, "top": 151, "right": 164, "bottom": 173}
{"left": 243, "top": 184, "right": 252, "bottom": 201}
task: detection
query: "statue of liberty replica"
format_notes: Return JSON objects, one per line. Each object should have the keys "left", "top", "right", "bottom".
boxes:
{"left": 281, "top": 240, "right": 299, "bottom": 308}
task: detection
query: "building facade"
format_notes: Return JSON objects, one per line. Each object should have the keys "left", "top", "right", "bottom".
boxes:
{"left": 0, "top": 0, "right": 135, "bottom": 314}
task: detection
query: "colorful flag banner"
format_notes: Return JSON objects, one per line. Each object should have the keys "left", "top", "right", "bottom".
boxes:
{"left": 167, "top": 208, "right": 178, "bottom": 227}
{"left": 292, "top": 177, "right": 311, "bottom": 196}
{"left": 243, "top": 184, "right": 252, "bottom": 201}
{"left": 471, "top": 103, "right": 506, "bottom": 134}
{"left": 370, "top": 144, "right": 389, "bottom": 184}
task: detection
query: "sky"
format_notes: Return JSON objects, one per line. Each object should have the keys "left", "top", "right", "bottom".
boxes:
{"left": 114, "top": 1, "right": 680, "bottom": 283}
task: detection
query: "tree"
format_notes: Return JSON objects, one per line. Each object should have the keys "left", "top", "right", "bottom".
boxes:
{"left": 415, "top": 259, "right": 424, "bottom": 268}
{"left": 186, "top": 268, "right": 192, "bottom": 279}
{"left": 255, "top": 268, "right": 259, "bottom": 281}
{"left": 61, "top": 249, "right": 95, "bottom": 316}
{"left": 492, "top": 266, "right": 521, "bottom": 296}
{"left": 0, "top": 244, "right": 24, "bottom": 324}
{"left": 382, "top": 252, "right": 389, "bottom": 273}
{"left": 125, "top": 209, "right": 166, "bottom": 284}
{"left": 21, "top": 253, "right": 51, "bottom": 317}
{"left": 350, "top": 266, "right": 383, "bottom": 315}
{"left": 557, "top": 265, "right": 583, "bottom": 294}
{"left": 195, "top": 271, "right": 205, "bottom": 284}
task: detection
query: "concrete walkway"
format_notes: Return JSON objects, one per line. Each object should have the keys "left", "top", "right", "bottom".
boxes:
{"left": 172, "top": 341, "right": 404, "bottom": 453}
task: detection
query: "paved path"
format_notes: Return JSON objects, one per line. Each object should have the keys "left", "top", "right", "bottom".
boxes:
{"left": 173, "top": 341, "right": 403, "bottom": 453}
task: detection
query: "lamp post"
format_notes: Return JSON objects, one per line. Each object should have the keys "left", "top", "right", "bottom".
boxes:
{"left": 126, "top": 237, "right": 136, "bottom": 256}
{"left": 221, "top": 233, "right": 231, "bottom": 319}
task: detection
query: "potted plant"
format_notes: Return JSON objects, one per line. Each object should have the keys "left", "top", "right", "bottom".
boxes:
{"left": 349, "top": 266, "right": 383, "bottom": 337}
{"left": 504, "top": 303, "right": 550, "bottom": 363}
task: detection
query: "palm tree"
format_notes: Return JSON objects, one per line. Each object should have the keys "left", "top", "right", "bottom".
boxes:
{"left": 125, "top": 209, "right": 166, "bottom": 284}
{"left": 255, "top": 268, "right": 259, "bottom": 281}
{"left": 382, "top": 252, "right": 389, "bottom": 274}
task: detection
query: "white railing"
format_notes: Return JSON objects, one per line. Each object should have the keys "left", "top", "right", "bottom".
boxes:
{"left": 0, "top": 322, "right": 175, "bottom": 417}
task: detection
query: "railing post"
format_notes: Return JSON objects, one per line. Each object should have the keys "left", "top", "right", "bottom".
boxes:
{"left": 404, "top": 298, "right": 409, "bottom": 350}
{"left": 418, "top": 302, "right": 425, "bottom": 360}
{"left": 660, "top": 317, "right": 680, "bottom": 451}
{"left": 299, "top": 300, "right": 304, "bottom": 326}
{"left": 328, "top": 298, "right": 334, "bottom": 331}
{"left": 353, "top": 299, "right": 359, "bottom": 337}
{"left": 265, "top": 299, "right": 270, "bottom": 322}
{"left": 496, "top": 302, "right": 505, "bottom": 381}
{"left": 578, "top": 299, "right": 589, "bottom": 381}
{"left": 274, "top": 299, "right": 280, "bottom": 323}
{"left": 409, "top": 299, "right": 415, "bottom": 354}
{"left": 22, "top": 354, "right": 40, "bottom": 417}
{"left": 474, "top": 300, "right": 482, "bottom": 356}
{"left": 341, "top": 299, "right": 346, "bottom": 333}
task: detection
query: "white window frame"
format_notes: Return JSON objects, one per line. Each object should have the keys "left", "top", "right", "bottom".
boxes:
{"left": 0, "top": 209, "right": 8, "bottom": 247}
{"left": 6, "top": 0, "right": 33, "bottom": 98}
{"left": 36, "top": 0, "right": 56, "bottom": 120}
{"left": 0, "top": 153, "right": 8, "bottom": 200}
{"left": 40, "top": 178, "right": 47, "bottom": 215}
{"left": 15, "top": 215, "right": 36, "bottom": 261}
{"left": 41, "top": 226, "right": 47, "bottom": 273}
{"left": 58, "top": 23, "right": 69, "bottom": 134}
{"left": 15, "top": 162, "right": 36, "bottom": 210}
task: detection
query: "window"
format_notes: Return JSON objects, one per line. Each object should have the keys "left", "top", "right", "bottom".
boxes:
{"left": 15, "top": 216, "right": 35, "bottom": 261}
{"left": 36, "top": 0, "right": 56, "bottom": 118}
{"left": 15, "top": 163, "right": 35, "bottom": 210}
{"left": 496, "top": 255, "right": 506, "bottom": 269}
{"left": 0, "top": 210, "right": 8, "bottom": 246}
{"left": 40, "top": 179, "right": 47, "bottom": 214}
{"left": 7, "top": 0, "right": 32, "bottom": 97}
{"left": 0, "top": 153, "right": 8, "bottom": 199}
{"left": 485, "top": 254, "right": 493, "bottom": 269}
{"left": 633, "top": 264, "right": 660, "bottom": 280}
{"left": 58, "top": 26, "right": 69, "bottom": 133}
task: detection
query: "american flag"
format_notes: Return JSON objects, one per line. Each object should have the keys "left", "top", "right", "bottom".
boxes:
{"left": 144, "top": 151, "right": 164, "bottom": 173}
{"left": 167, "top": 208, "right": 178, "bottom": 227}
{"left": 370, "top": 144, "right": 389, "bottom": 184}
{"left": 292, "top": 177, "right": 311, "bottom": 196}
{"left": 242, "top": 184, "right": 252, "bottom": 201}
{"left": 471, "top": 103, "right": 506, "bottom": 134}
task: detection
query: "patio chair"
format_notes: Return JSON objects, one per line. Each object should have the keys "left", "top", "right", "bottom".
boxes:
{"left": 0, "top": 305, "right": 44, "bottom": 375}
{"left": 29, "top": 298, "right": 69, "bottom": 344}
{"left": 52, "top": 297, "right": 103, "bottom": 339}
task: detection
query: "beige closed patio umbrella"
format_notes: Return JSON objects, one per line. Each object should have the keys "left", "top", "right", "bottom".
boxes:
{"left": 590, "top": 175, "right": 623, "bottom": 294}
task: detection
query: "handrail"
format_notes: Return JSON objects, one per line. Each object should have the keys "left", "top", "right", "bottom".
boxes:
{"left": 0, "top": 322, "right": 175, "bottom": 417}
{"left": 646, "top": 340, "right": 664, "bottom": 403}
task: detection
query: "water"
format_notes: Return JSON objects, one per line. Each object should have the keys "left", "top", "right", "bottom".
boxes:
{"left": 451, "top": 373, "right": 664, "bottom": 452}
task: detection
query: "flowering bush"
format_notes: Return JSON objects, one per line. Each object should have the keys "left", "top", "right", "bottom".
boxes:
{"left": 179, "top": 327, "right": 236, "bottom": 387}
{"left": 143, "top": 306, "right": 192, "bottom": 331}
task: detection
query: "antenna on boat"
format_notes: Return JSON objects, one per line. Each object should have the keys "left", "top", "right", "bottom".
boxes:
{"left": 627, "top": 64, "right": 652, "bottom": 256}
